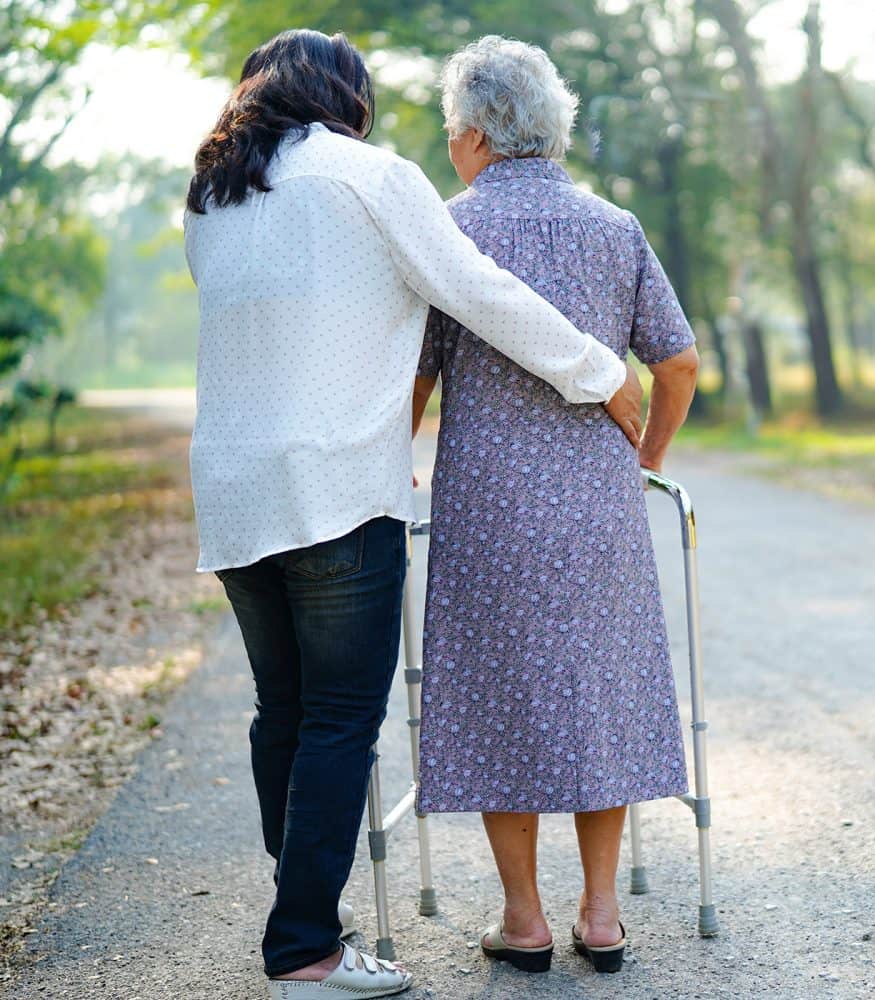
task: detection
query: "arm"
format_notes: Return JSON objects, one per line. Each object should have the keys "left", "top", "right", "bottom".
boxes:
{"left": 639, "top": 346, "right": 699, "bottom": 472}
{"left": 627, "top": 213, "right": 697, "bottom": 465}
{"left": 413, "top": 375, "right": 437, "bottom": 437}
{"left": 359, "top": 156, "right": 629, "bottom": 406}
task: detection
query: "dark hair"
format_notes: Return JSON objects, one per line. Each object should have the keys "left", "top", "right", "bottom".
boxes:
{"left": 187, "top": 29, "right": 374, "bottom": 214}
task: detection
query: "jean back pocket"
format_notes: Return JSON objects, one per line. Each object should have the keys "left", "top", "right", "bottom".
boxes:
{"left": 287, "top": 524, "right": 365, "bottom": 580}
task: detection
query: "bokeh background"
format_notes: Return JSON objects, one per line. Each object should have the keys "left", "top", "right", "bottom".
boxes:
{"left": 1, "top": 3, "right": 874, "bottom": 987}
{"left": 4, "top": 0, "right": 874, "bottom": 635}
{"left": 2, "top": 2, "right": 874, "bottom": 631}
{"left": 5, "top": 0, "right": 875, "bottom": 406}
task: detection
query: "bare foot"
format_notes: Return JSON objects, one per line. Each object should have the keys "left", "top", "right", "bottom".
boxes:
{"left": 494, "top": 904, "right": 553, "bottom": 949}
{"left": 575, "top": 892, "right": 623, "bottom": 948}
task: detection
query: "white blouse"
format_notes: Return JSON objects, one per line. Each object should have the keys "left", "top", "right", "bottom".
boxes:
{"left": 184, "top": 124, "right": 627, "bottom": 572}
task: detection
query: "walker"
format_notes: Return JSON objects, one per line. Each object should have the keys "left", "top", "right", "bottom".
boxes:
{"left": 364, "top": 468, "right": 718, "bottom": 959}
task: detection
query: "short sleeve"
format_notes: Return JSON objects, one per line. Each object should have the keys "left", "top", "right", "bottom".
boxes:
{"left": 629, "top": 217, "right": 696, "bottom": 365}
{"left": 417, "top": 307, "right": 445, "bottom": 378}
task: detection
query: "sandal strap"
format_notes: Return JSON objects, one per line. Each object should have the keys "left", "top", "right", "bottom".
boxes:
{"left": 336, "top": 942, "right": 403, "bottom": 979}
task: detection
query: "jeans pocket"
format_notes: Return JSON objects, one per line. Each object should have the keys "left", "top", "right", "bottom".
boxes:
{"left": 287, "top": 524, "right": 365, "bottom": 580}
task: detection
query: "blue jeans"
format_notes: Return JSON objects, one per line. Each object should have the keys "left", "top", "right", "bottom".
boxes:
{"left": 216, "top": 516, "right": 406, "bottom": 977}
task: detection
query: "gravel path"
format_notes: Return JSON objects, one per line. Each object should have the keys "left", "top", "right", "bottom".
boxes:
{"left": 7, "top": 417, "right": 874, "bottom": 1000}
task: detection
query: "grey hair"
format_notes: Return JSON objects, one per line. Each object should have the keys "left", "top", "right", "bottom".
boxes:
{"left": 440, "top": 35, "right": 579, "bottom": 160}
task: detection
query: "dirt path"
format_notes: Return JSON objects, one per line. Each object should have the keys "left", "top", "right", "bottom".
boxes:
{"left": 6, "top": 405, "right": 874, "bottom": 999}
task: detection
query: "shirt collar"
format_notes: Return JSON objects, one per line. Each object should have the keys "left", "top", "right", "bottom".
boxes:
{"left": 472, "top": 157, "right": 573, "bottom": 187}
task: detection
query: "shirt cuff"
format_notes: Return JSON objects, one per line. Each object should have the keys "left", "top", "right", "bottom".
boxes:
{"left": 591, "top": 349, "right": 627, "bottom": 403}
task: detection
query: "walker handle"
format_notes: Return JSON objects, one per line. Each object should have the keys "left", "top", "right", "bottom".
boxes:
{"left": 641, "top": 469, "right": 696, "bottom": 550}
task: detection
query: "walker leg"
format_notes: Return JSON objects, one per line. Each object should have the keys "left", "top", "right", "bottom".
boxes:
{"left": 628, "top": 802, "right": 649, "bottom": 894}
{"left": 642, "top": 471, "right": 718, "bottom": 937}
{"left": 401, "top": 546, "right": 437, "bottom": 916}
{"left": 682, "top": 534, "right": 718, "bottom": 938}
{"left": 366, "top": 748, "right": 395, "bottom": 959}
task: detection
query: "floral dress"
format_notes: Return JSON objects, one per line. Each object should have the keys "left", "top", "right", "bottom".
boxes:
{"left": 416, "top": 157, "right": 695, "bottom": 813}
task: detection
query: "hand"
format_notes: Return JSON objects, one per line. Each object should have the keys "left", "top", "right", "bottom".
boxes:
{"left": 604, "top": 362, "right": 643, "bottom": 448}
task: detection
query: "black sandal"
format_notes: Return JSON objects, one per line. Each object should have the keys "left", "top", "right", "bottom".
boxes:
{"left": 481, "top": 923, "right": 554, "bottom": 973}
{"left": 572, "top": 921, "right": 626, "bottom": 973}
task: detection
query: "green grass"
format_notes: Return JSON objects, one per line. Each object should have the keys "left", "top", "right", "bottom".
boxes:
{"left": 188, "top": 596, "right": 228, "bottom": 616}
{"left": 0, "top": 407, "right": 187, "bottom": 632}
{"left": 675, "top": 417, "right": 875, "bottom": 503}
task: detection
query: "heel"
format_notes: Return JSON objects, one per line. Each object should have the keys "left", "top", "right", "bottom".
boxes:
{"left": 572, "top": 922, "right": 626, "bottom": 974}
{"left": 508, "top": 946, "right": 552, "bottom": 973}
{"left": 589, "top": 945, "right": 624, "bottom": 973}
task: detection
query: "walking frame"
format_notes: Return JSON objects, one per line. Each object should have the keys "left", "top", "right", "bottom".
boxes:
{"left": 364, "top": 468, "right": 718, "bottom": 960}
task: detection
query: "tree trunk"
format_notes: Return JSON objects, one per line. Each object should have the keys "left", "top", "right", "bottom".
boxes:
{"left": 702, "top": 296, "right": 730, "bottom": 398}
{"left": 792, "top": 226, "right": 843, "bottom": 415}
{"left": 840, "top": 262, "right": 864, "bottom": 389}
{"left": 742, "top": 319, "right": 772, "bottom": 417}
{"left": 656, "top": 138, "right": 691, "bottom": 316}
{"left": 792, "top": 2, "right": 843, "bottom": 416}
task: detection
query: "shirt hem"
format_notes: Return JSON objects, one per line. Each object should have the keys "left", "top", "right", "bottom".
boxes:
{"left": 196, "top": 506, "right": 419, "bottom": 573}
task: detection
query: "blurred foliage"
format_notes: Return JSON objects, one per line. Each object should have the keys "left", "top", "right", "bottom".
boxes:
{"left": 35, "top": 160, "right": 199, "bottom": 388}
{"left": 203, "top": 0, "right": 875, "bottom": 418}
{"left": 0, "top": 406, "right": 181, "bottom": 629}
{"left": 0, "top": 0, "right": 212, "bottom": 395}
{"left": 1, "top": 0, "right": 874, "bottom": 419}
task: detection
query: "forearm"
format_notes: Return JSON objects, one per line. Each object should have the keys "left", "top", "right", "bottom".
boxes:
{"left": 367, "top": 157, "right": 626, "bottom": 405}
{"left": 448, "top": 262, "right": 626, "bottom": 405}
{"left": 640, "top": 350, "right": 699, "bottom": 470}
{"left": 412, "top": 376, "right": 437, "bottom": 437}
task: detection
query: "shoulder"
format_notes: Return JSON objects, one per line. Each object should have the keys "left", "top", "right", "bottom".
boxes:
{"left": 563, "top": 188, "right": 638, "bottom": 232}
{"left": 444, "top": 187, "right": 488, "bottom": 231}
{"left": 271, "top": 128, "right": 427, "bottom": 196}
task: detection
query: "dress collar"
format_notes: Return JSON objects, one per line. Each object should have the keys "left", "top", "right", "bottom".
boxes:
{"left": 472, "top": 157, "right": 573, "bottom": 187}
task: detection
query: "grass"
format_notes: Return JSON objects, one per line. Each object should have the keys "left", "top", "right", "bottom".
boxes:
{"left": 675, "top": 411, "right": 875, "bottom": 503}
{"left": 188, "top": 596, "right": 227, "bottom": 616}
{"left": 0, "top": 406, "right": 189, "bottom": 632}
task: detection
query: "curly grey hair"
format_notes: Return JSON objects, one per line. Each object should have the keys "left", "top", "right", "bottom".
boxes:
{"left": 440, "top": 35, "right": 579, "bottom": 160}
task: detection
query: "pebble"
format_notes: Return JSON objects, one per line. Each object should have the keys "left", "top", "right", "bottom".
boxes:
{"left": 818, "top": 971, "right": 840, "bottom": 982}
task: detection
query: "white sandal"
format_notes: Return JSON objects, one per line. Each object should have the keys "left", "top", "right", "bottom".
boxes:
{"left": 268, "top": 942, "right": 412, "bottom": 999}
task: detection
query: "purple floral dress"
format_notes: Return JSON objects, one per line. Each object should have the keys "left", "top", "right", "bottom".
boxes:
{"left": 416, "top": 157, "right": 695, "bottom": 814}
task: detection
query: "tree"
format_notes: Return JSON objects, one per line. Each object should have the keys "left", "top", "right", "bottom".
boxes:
{"left": 0, "top": 1, "right": 217, "bottom": 393}
{"left": 706, "top": 0, "right": 854, "bottom": 415}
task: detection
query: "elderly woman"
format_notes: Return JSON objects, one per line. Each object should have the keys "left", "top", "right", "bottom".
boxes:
{"left": 412, "top": 37, "right": 699, "bottom": 975}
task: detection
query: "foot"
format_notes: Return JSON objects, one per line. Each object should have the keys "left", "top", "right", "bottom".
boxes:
{"left": 575, "top": 893, "right": 623, "bottom": 948}
{"left": 273, "top": 949, "right": 343, "bottom": 981}
{"left": 273, "top": 947, "right": 409, "bottom": 982}
{"left": 491, "top": 904, "right": 552, "bottom": 950}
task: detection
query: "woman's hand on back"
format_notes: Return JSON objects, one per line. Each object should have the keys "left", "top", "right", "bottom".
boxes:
{"left": 603, "top": 362, "right": 644, "bottom": 449}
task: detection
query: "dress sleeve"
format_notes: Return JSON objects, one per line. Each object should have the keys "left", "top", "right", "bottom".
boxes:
{"left": 628, "top": 216, "right": 696, "bottom": 365}
{"left": 417, "top": 307, "right": 445, "bottom": 378}
{"left": 356, "top": 155, "right": 627, "bottom": 405}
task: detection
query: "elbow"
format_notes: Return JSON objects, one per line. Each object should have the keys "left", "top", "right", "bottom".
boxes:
{"left": 657, "top": 346, "right": 700, "bottom": 386}
{"left": 679, "top": 346, "right": 700, "bottom": 379}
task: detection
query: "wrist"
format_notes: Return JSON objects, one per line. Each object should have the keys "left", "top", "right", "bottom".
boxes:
{"left": 639, "top": 445, "right": 666, "bottom": 469}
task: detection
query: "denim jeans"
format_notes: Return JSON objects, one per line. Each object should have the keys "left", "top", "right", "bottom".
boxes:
{"left": 216, "top": 516, "right": 406, "bottom": 977}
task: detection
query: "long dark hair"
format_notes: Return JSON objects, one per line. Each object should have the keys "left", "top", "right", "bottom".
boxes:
{"left": 187, "top": 29, "right": 374, "bottom": 214}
